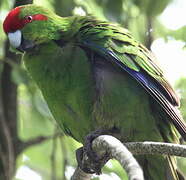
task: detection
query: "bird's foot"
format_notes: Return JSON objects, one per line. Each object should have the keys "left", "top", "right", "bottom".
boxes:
{"left": 76, "top": 130, "right": 110, "bottom": 175}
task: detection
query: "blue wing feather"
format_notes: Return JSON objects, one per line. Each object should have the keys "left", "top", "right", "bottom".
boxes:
{"left": 82, "top": 40, "right": 186, "bottom": 140}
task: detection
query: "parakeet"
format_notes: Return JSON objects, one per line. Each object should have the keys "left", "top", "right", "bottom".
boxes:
{"left": 3, "top": 4, "right": 186, "bottom": 180}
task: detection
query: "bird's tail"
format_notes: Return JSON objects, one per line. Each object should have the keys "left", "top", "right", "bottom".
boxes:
{"left": 135, "top": 154, "right": 185, "bottom": 180}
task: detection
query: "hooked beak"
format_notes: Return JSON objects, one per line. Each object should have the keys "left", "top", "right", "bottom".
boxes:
{"left": 7, "top": 30, "right": 35, "bottom": 52}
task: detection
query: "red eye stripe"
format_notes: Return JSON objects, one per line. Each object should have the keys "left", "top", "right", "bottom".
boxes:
{"left": 22, "top": 14, "right": 47, "bottom": 26}
{"left": 32, "top": 14, "right": 48, "bottom": 21}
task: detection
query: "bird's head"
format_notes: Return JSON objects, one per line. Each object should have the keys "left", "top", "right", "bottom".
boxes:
{"left": 3, "top": 4, "right": 65, "bottom": 52}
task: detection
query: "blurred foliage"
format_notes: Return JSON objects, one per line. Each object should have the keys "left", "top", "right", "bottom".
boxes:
{"left": 0, "top": 0, "right": 186, "bottom": 179}
{"left": 175, "top": 78, "right": 186, "bottom": 175}
{"left": 133, "top": 0, "right": 172, "bottom": 17}
{"left": 175, "top": 78, "right": 186, "bottom": 121}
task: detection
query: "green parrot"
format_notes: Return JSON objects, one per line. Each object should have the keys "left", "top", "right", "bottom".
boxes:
{"left": 3, "top": 4, "right": 186, "bottom": 180}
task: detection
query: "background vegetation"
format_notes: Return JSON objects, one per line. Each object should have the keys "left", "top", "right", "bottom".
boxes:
{"left": 0, "top": 0, "right": 186, "bottom": 179}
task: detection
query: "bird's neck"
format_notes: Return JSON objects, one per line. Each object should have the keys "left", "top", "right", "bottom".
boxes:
{"left": 51, "top": 15, "right": 80, "bottom": 42}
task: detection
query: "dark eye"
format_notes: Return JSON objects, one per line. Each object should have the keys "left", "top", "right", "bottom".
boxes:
{"left": 25, "top": 16, "right": 33, "bottom": 22}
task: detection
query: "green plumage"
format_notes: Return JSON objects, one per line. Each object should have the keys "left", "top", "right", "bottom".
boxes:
{"left": 6, "top": 4, "right": 186, "bottom": 180}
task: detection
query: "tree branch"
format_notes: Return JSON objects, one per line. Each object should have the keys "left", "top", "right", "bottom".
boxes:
{"left": 145, "top": 16, "right": 153, "bottom": 49}
{"left": 0, "top": 0, "right": 33, "bottom": 179}
{"left": 17, "top": 133, "right": 62, "bottom": 154}
{"left": 71, "top": 167, "right": 93, "bottom": 180}
{"left": 93, "top": 135, "right": 144, "bottom": 180}
{"left": 50, "top": 135, "right": 57, "bottom": 180}
{"left": 0, "top": 62, "right": 15, "bottom": 180}
{"left": 71, "top": 135, "right": 144, "bottom": 180}
{"left": 59, "top": 137, "right": 68, "bottom": 180}
{"left": 14, "top": 0, "right": 33, "bottom": 6}
{"left": 71, "top": 135, "right": 186, "bottom": 180}
{"left": 124, "top": 141, "right": 186, "bottom": 157}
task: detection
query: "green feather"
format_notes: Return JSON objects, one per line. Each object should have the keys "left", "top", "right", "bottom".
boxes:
{"left": 5, "top": 4, "right": 186, "bottom": 179}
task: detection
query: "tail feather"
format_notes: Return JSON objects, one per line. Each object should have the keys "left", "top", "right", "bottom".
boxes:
{"left": 166, "top": 156, "right": 179, "bottom": 180}
{"left": 177, "top": 169, "right": 186, "bottom": 180}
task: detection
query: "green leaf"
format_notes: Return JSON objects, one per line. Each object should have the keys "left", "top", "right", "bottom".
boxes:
{"left": 11, "top": 66, "right": 30, "bottom": 85}
{"left": 103, "top": 159, "right": 128, "bottom": 179}
{"left": 18, "top": 84, "right": 55, "bottom": 140}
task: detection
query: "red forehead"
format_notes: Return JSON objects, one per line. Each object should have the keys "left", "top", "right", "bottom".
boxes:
{"left": 3, "top": 7, "right": 23, "bottom": 33}
{"left": 3, "top": 6, "right": 48, "bottom": 33}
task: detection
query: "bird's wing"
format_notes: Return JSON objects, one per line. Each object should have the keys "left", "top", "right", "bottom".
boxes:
{"left": 76, "top": 19, "right": 186, "bottom": 140}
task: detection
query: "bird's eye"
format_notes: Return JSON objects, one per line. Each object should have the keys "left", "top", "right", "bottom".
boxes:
{"left": 25, "top": 16, "right": 33, "bottom": 22}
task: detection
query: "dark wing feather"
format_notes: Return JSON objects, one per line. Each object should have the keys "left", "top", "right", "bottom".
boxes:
{"left": 81, "top": 39, "right": 186, "bottom": 141}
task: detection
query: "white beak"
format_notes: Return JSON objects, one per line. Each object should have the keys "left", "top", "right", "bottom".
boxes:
{"left": 8, "top": 30, "right": 22, "bottom": 48}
